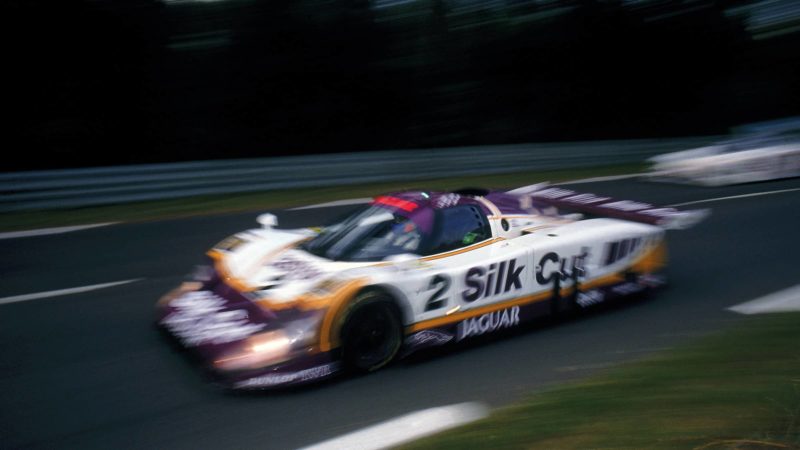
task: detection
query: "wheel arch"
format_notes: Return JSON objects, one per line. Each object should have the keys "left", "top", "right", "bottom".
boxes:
{"left": 358, "top": 283, "right": 412, "bottom": 325}
{"left": 319, "top": 283, "right": 411, "bottom": 353}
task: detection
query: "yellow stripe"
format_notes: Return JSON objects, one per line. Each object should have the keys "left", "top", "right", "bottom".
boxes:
{"left": 420, "top": 237, "right": 504, "bottom": 261}
{"left": 207, "top": 250, "right": 256, "bottom": 292}
{"left": 488, "top": 215, "right": 539, "bottom": 220}
{"left": 208, "top": 237, "right": 505, "bottom": 298}
{"left": 209, "top": 236, "right": 667, "bottom": 351}
{"left": 630, "top": 240, "right": 668, "bottom": 274}
{"left": 581, "top": 272, "right": 625, "bottom": 290}
{"left": 520, "top": 224, "right": 559, "bottom": 233}
{"left": 316, "top": 279, "right": 368, "bottom": 352}
{"left": 407, "top": 291, "right": 552, "bottom": 332}
{"left": 406, "top": 272, "right": 624, "bottom": 334}
{"left": 406, "top": 241, "right": 666, "bottom": 334}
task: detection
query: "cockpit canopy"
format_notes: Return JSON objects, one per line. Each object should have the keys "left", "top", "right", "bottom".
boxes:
{"left": 300, "top": 195, "right": 492, "bottom": 262}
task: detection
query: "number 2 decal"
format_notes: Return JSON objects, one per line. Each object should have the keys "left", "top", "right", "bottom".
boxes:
{"left": 424, "top": 274, "right": 451, "bottom": 311}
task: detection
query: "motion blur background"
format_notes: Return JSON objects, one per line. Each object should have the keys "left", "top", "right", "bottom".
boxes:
{"left": 4, "top": 0, "right": 800, "bottom": 171}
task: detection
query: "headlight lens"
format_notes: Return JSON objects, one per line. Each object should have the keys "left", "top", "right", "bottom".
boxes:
{"left": 214, "top": 330, "right": 292, "bottom": 371}
{"left": 212, "top": 312, "right": 323, "bottom": 372}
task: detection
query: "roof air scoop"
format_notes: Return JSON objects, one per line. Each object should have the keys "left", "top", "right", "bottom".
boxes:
{"left": 453, "top": 187, "right": 490, "bottom": 197}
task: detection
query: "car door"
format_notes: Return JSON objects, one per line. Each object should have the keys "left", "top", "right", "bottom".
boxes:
{"left": 411, "top": 205, "right": 532, "bottom": 323}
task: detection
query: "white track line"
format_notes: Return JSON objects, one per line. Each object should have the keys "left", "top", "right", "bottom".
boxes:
{"left": 0, "top": 279, "right": 143, "bottom": 306}
{"left": 0, "top": 222, "right": 118, "bottom": 240}
{"left": 557, "top": 173, "right": 643, "bottom": 185}
{"left": 298, "top": 402, "right": 489, "bottom": 450}
{"left": 669, "top": 187, "right": 800, "bottom": 207}
{"left": 728, "top": 284, "right": 800, "bottom": 315}
{"left": 289, "top": 198, "right": 373, "bottom": 211}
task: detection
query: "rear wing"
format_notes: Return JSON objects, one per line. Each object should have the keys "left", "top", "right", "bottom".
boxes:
{"left": 508, "top": 183, "right": 709, "bottom": 230}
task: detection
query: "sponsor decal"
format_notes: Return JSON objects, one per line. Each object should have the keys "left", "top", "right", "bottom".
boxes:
{"left": 457, "top": 306, "right": 520, "bottom": 341}
{"left": 535, "top": 249, "right": 588, "bottom": 285}
{"left": 434, "top": 193, "right": 461, "bottom": 208}
{"left": 531, "top": 188, "right": 684, "bottom": 221}
{"left": 531, "top": 187, "right": 575, "bottom": 199}
{"left": 233, "top": 363, "right": 339, "bottom": 388}
{"left": 462, "top": 258, "right": 525, "bottom": 302}
{"left": 611, "top": 282, "right": 645, "bottom": 296}
{"left": 424, "top": 274, "right": 451, "bottom": 311}
{"left": 271, "top": 254, "right": 323, "bottom": 281}
{"left": 161, "top": 291, "right": 265, "bottom": 346}
{"left": 576, "top": 290, "right": 605, "bottom": 308}
{"left": 563, "top": 193, "right": 611, "bottom": 204}
{"left": 603, "top": 238, "right": 641, "bottom": 266}
{"left": 405, "top": 330, "right": 454, "bottom": 348}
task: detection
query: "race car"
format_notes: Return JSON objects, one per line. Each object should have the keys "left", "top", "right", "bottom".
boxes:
{"left": 156, "top": 184, "right": 707, "bottom": 389}
{"left": 644, "top": 128, "right": 800, "bottom": 186}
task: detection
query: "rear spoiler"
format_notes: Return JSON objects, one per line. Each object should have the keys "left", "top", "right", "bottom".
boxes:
{"left": 507, "top": 183, "right": 709, "bottom": 230}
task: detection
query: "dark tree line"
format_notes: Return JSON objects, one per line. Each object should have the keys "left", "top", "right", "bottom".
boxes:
{"left": 4, "top": 0, "right": 799, "bottom": 170}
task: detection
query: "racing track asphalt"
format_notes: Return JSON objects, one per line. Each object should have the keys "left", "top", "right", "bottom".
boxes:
{"left": 2, "top": 177, "right": 800, "bottom": 449}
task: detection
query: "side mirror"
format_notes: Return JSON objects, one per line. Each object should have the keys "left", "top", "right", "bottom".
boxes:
{"left": 257, "top": 213, "right": 278, "bottom": 230}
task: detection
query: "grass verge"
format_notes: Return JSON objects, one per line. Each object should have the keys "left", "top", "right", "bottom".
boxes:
{"left": 0, "top": 163, "right": 643, "bottom": 232}
{"left": 401, "top": 312, "right": 800, "bottom": 450}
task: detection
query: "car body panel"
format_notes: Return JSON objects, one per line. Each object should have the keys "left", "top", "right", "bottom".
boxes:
{"left": 156, "top": 185, "right": 700, "bottom": 389}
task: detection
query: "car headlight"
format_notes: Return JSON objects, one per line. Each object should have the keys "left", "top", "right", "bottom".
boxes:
{"left": 214, "top": 330, "right": 292, "bottom": 371}
{"left": 212, "top": 313, "right": 323, "bottom": 372}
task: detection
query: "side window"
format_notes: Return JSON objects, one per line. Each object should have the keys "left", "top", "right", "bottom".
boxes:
{"left": 429, "top": 205, "right": 491, "bottom": 255}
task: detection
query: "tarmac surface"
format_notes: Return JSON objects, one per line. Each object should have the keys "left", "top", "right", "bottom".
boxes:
{"left": 2, "top": 177, "right": 800, "bottom": 449}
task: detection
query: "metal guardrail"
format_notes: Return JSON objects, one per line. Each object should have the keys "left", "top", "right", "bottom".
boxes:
{"left": 0, "top": 137, "right": 719, "bottom": 212}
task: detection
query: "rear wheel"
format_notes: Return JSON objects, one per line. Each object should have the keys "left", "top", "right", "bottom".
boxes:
{"left": 340, "top": 294, "right": 402, "bottom": 372}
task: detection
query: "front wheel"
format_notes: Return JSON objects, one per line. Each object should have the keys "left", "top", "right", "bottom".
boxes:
{"left": 340, "top": 294, "right": 402, "bottom": 372}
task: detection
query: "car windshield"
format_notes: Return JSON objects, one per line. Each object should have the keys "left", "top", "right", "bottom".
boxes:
{"left": 300, "top": 204, "right": 433, "bottom": 262}
{"left": 300, "top": 201, "right": 493, "bottom": 262}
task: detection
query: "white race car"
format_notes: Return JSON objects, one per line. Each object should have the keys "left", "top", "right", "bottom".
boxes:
{"left": 156, "top": 185, "right": 707, "bottom": 389}
{"left": 645, "top": 130, "right": 800, "bottom": 186}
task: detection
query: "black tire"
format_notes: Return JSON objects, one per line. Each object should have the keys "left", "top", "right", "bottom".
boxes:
{"left": 340, "top": 293, "right": 402, "bottom": 372}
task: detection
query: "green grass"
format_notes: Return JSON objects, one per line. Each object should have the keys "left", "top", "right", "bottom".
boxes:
{"left": 402, "top": 313, "right": 800, "bottom": 450}
{"left": 0, "top": 163, "right": 644, "bottom": 232}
